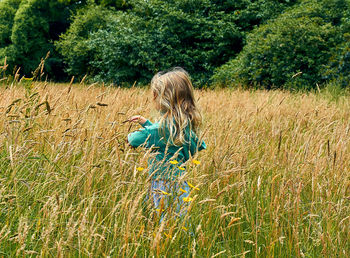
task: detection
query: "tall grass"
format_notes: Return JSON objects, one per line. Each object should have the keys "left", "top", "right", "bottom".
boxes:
{"left": 0, "top": 81, "right": 349, "bottom": 257}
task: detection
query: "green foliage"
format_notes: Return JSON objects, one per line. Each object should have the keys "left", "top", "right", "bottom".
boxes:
{"left": 211, "top": 0, "right": 297, "bottom": 30}
{"left": 55, "top": 6, "right": 116, "bottom": 78}
{"left": 0, "top": 0, "right": 21, "bottom": 48}
{"left": 0, "top": 0, "right": 128, "bottom": 80}
{"left": 0, "top": 0, "right": 73, "bottom": 79}
{"left": 323, "top": 40, "right": 350, "bottom": 88}
{"left": 322, "top": 12, "right": 350, "bottom": 87}
{"left": 58, "top": 0, "right": 129, "bottom": 8}
{"left": 95, "top": 2, "right": 241, "bottom": 85}
{"left": 212, "top": 0, "right": 350, "bottom": 89}
{"left": 5, "top": 0, "right": 350, "bottom": 89}
{"left": 57, "top": 0, "right": 240, "bottom": 85}
{"left": 10, "top": 0, "right": 52, "bottom": 73}
{"left": 57, "top": 0, "right": 296, "bottom": 86}
{"left": 0, "top": 0, "right": 21, "bottom": 70}
{"left": 95, "top": 0, "right": 129, "bottom": 8}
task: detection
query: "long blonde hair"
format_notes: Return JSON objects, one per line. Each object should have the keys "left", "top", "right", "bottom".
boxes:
{"left": 151, "top": 67, "right": 202, "bottom": 145}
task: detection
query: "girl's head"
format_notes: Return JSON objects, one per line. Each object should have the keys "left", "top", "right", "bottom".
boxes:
{"left": 151, "top": 67, "right": 202, "bottom": 145}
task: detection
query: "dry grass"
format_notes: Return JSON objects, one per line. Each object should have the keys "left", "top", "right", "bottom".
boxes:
{"left": 0, "top": 81, "right": 349, "bottom": 257}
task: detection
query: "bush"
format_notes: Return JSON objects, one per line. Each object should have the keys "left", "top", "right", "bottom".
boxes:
{"left": 0, "top": 0, "right": 74, "bottom": 79}
{"left": 0, "top": 0, "right": 21, "bottom": 70}
{"left": 57, "top": 0, "right": 297, "bottom": 86}
{"left": 0, "top": 0, "right": 124, "bottom": 80}
{"left": 57, "top": 0, "right": 242, "bottom": 85}
{"left": 0, "top": 0, "right": 21, "bottom": 48}
{"left": 322, "top": 11, "right": 350, "bottom": 87}
{"left": 212, "top": 0, "right": 350, "bottom": 89}
{"left": 55, "top": 6, "right": 116, "bottom": 78}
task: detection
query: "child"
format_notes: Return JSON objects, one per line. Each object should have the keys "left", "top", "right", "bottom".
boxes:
{"left": 127, "top": 67, "right": 206, "bottom": 219}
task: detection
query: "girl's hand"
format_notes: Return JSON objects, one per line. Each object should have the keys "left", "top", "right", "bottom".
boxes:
{"left": 126, "top": 115, "right": 147, "bottom": 125}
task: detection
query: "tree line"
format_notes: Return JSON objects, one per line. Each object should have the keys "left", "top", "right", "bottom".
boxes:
{"left": 0, "top": 0, "right": 349, "bottom": 89}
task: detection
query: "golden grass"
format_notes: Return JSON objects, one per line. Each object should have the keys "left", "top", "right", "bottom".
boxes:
{"left": 0, "top": 81, "right": 349, "bottom": 256}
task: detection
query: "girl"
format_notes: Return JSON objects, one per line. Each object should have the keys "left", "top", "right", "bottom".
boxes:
{"left": 127, "top": 67, "right": 206, "bottom": 219}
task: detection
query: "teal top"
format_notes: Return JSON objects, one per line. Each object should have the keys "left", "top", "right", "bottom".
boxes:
{"left": 127, "top": 120, "right": 206, "bottom": 180}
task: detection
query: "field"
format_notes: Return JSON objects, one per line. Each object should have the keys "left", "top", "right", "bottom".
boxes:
{"left": 0, "top": 81, "right": 349, "bottom": 257}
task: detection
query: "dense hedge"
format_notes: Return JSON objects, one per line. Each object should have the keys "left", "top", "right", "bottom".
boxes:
{"left": 0, "top": 0, "right": 21, "bottom": 69}
{"left": 326, "top": 40, "right": 350, "bottom": 87}
{"left": 55, "top": 6, "right": 116, "bottom": 78}
{"left": 0, "top": 0, "right": 297, "bottom": 85}
{"left": 0, "top": 0, "right": 78, "bottom": 79}
{"left": 1, "top": 0, "right": 350, "bottom": 89}
{"left": 64, "top": 0, "right": 243, "bottom": 85}
{"left": 0, "top": 0, "right": 127, "bottom": 80}
{"left": 212, "top": 0, "right": 350, "bottom": 89}
{"left": 57, "top": 0, "right": 297, "bottom": 85}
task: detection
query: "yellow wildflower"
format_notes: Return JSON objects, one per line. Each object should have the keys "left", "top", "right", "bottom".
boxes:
{"left": 192, "top": 159, "right": 201, "bottom": 165}
{"left": 161, "top": 190, "right": 171, "bottom": 196}
{"left": 156, "top": 208, "right": 164, "bottom": 213}
{"left": 183, "top": 197, "right": 193, "bottom": 202}
{"left": 177, "top": 166, "right": 185, "bottom": 171}
{"left": 164, "top": 232, "right": 171, "bottom": 238}
{"left": 179, "top": 188, "right": 187, "bottom": 193}
{"left": 136, "top": 167, "right": 145, "bottom": 172}
{"left": 182, "top": 226, "right": 188, "bottom": 232}
{"left": 187, "top": 182, "right": 200, "bottom": 191}
{"left": 169, "top": 160, "right": 179, "bottom": 165}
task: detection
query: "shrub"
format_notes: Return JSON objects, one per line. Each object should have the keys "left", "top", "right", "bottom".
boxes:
{"left": 0, "top": 0, "right": 74, "bottom": 79}
{"left": 0, "top": 0, "right": 21, "bottom": 48}
{"left": 55, "top": 6, "right": 116, "bottom": 78}
{"left": 57, "top": 0, "right": 242, "bottom": 85}
{"left": 57, "top": 0, "right": 297, "bottom": 86}
{"left": 212, "top": 0, "right": 350, "bottom": 90}
{"left": 322, "top": 11, "right": 350, "bottom": 87}
{"left": 0, "top": 0, "right": 122, "bottom": 80}
{"left": 0, "top": 0, "right": 21, "bottom": 70}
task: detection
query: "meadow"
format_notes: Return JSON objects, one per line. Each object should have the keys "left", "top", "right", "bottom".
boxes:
{"left": 0, "top": 81, "right": 349, "bottom": 257}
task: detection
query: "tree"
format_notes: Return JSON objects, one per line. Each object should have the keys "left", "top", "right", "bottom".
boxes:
{"left": 0, "top": 0, "right": 127, "bottom": 80}
{"left": 0, "top": 0, "right": 21, "bottom": 70}
{"left": 0, "top": 0, "right": 73, "bottom": 79}
{"left": 212, "top": 0, "right": 350, "bottom": 89}
{"left": 55, "top": 6, "right": 116, "bottom": 78}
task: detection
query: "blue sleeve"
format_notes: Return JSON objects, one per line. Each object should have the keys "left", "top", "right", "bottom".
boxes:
{"left": 183, "top": 132, "right": 205, "bottom": 158}
{"left": 182, "top": 137, "right": 206, "bottom": 161}
{"left": 127, "top": 128, "right": 152, "bottom": 148}
{"left": 190, "top": 137, "right": 206, "bottom": 155}
{"left": 198, "top": 140, "right": 206, "bottom": 151}
{"left": 141, "top": 120, "right": 153, "bottom": 128}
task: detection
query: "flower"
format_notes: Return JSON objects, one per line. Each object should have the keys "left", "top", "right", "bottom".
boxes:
{"left": 179, "top": 188, "right": 187, "bottom": 193}
{"left": 192, "top": 159, "right": 201, "bottom": 165}
{"left": 177, "top": 166, "right": 185, "bottom": 171}
{"left": 161, "top": 190, "right": 171, "bottom": 196}
{"left": 187, "top": 182, "right": 200, "bottom": 191}
{"left": 156, "top": 208, "right": 164, "bottom": 213}
{"left": 169, "top": 160, "right": 179, "bottom": 165}
{"left": 183, "top": 197, "right": 193, "bottom": 202}
{"left": 182, "top": 226, "right": 188, "bottom": 232}
{"left": 164, "top": 232, "right": 171, "bottom": 238}
{"left": 136, "top": 167, "right": 144, "bottom": 172}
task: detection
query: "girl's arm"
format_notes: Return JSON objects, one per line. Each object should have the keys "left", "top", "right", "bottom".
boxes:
{"left": 198, "top": 139, "right": 206, "bottom": 151}
{"left": 127, "top": 128, "right": 151, "bottom": 148}
{"left": 127, "top": 115, "right": 153, "bottom": 127}
{"left": 182, "top": 133, "right": 206, "bottom": 161}
{"left": 126, "top": 115, "right": 153, "bottom": 148}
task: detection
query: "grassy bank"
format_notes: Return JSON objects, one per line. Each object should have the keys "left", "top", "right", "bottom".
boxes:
{"left": 0, "top": 82, "right": 349, "bottom": 256}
